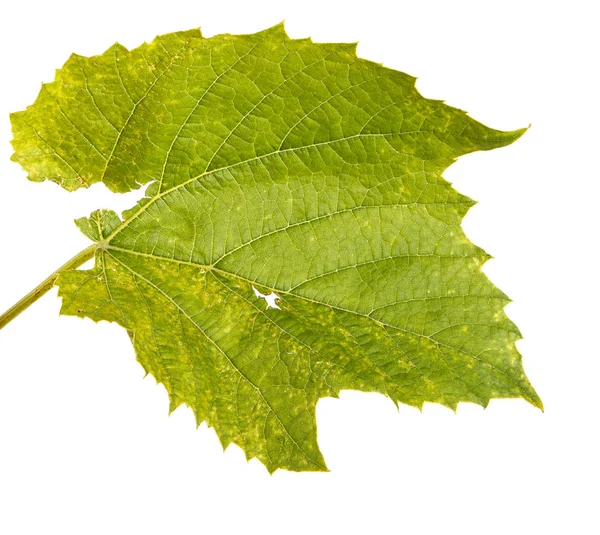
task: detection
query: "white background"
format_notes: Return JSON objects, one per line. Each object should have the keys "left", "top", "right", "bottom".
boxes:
{"left": 0, "top": 1, "right": 598, "bottom": 533}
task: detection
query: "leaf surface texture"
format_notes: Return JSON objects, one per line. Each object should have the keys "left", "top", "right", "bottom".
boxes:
{"left": 11, "top": 24, "right": 541, "bottom": 472}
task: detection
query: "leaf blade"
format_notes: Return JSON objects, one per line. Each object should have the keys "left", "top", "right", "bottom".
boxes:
{"left": 12, "top": 24, "right": 541, "bottom": 472}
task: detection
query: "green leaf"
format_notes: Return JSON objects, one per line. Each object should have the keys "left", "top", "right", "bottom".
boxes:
{"left": 7, "top": 23, "right": 541, "bottom": 472}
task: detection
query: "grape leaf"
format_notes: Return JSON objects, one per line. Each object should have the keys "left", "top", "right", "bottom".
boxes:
{"left": 6, "top": 23, "right": 541, "bottom": 472}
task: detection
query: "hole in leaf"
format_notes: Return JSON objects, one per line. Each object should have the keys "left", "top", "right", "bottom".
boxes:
{"left": 252, "top": 286, "right": 281, "bottom": 310}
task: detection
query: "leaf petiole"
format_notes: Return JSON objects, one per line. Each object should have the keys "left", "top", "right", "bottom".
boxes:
{"left": 0, "top": 244, "right": 97, "bottom": 330}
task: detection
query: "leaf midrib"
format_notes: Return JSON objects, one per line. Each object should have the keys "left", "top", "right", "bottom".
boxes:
{"left": 105, "top": 245, "right": 532, "bottom": 404}
{"left": 101, "top": 129, "right": 439, "bottom": 245}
